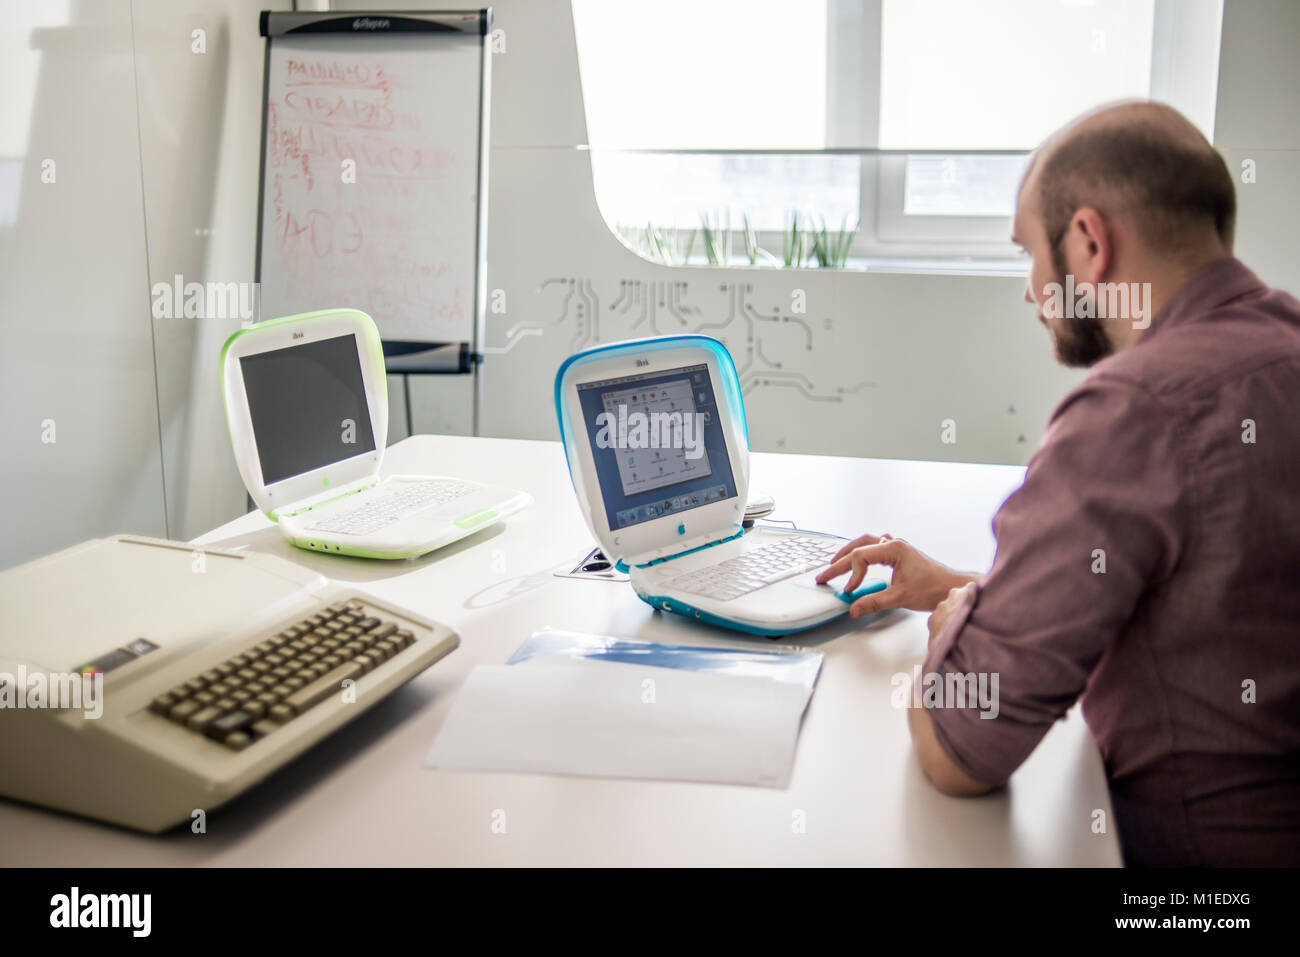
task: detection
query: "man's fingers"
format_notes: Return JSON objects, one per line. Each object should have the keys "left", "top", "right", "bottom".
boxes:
{"left": 815, "top": 554, "right": 853, "bottom": 584}
{"left": 816, "top": 546, "right": 875, "bottom": 583}
{"left": 830, "top": 532, "right": 882, "bottom": 565}
{"left": 844, "top": 551, "right": 874, "bottom": 593}
{"left": 818, "top": 540, "right": 901, "bottom": 585}
{"left": 849, "top": 587, "right": 901, "bottom": 618}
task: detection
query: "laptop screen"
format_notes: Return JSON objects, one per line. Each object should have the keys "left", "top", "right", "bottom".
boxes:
{"left": 239, "top": 333, "right": 376, "bottom": 485}
{"left": 577, "top": 363, "right": 738, "bottom": 531}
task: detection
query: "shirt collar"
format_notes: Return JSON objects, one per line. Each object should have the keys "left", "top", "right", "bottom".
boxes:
{"left": 1139, "top": 257, "right": 1266, "bottom": 342}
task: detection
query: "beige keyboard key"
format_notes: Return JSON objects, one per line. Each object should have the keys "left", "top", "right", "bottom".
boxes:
{"left": 168, "top": 699, "right": 201, "bottom": 722}
{"left": 284, "top": 662, "right": 364, "bottom": 715}
{"left": 186, "top": 706, "right": 223, "bottom": 731}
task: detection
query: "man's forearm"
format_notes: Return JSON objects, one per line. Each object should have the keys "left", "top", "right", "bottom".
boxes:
{"left": 907, "top": 581, "right": 996, "bottom": 796}
{"left": 907, "top": 705, "right": 997, "bottom": 796}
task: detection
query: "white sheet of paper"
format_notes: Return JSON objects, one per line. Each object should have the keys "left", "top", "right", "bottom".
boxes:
{"left": 424, "top": 660, "right": 809, "bottom": 787}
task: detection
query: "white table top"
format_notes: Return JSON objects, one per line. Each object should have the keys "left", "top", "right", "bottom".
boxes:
{"left": 1, "top": 435, "right": 1120, "bottom": 865}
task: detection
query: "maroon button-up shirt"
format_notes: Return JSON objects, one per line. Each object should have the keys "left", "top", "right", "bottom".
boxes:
{"left": 923, "top": 258, "right": 1300, "bottom": 866}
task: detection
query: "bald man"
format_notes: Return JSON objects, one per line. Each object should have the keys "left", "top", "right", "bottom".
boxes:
{"left": 819, "top": 102, "right": 1300, "bottom": 866}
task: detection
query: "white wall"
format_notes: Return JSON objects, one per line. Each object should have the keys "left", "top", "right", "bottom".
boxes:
{"left": 458, "top": 0, "right": 1296, "bottom": 460}
{"left": 0, "top": 1, "right": 168, "bottom": 571}
{"left": 354, "top": 0, "right": 1086, "bottom": 467}
{"left": 134, "top": 0, "right": 291, "bottom": 543}
{"left": 0, "top": 0, "right": 287, "bottom": 570}
{"left": 2, "top": 0, "right": 1295, "bottom": 571}
{"left": 1213, "top": 0, "right": 1300, "bottom": 293}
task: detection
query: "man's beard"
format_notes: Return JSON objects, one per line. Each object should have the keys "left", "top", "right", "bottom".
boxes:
{"left": 1043, "top": 303, "right": 1114, "bottom": 368}
{"left": 1044, "top": 246, "right": 1114, "bottom": 368}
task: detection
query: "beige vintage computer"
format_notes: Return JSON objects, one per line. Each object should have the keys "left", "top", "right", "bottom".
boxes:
{"left": 0, "top": 535, "right": 458, "bottom": 832}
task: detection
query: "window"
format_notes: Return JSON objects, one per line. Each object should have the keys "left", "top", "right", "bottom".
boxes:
{"left": 573, "top": 0, "right": 828, "bottom": 151}
{"left": 573, "top": 0, "right": 1221, "bottom": 270}
{"left": 877, "top": 0, "right": 1156, "bottom": 150}
{"left": 574, "top": 0, "right": 856, "bottom": 262}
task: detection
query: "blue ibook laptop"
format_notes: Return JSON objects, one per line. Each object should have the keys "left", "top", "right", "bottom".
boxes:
{"left": 554, "top": 335, "right": 884, "bottom": 636}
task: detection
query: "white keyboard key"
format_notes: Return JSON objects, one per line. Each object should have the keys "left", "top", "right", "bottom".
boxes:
{"left": 664, "top": 536, "right": 840, "bottom": 601}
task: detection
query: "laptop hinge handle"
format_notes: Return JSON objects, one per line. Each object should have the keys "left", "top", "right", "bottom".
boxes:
{"left": 623, "top": 524, "right": 746, "bottom": 570}
{"left": 284, "top": 477, "right": 379, "bottom": 517}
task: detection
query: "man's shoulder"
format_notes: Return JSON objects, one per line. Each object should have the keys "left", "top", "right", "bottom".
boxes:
{"left": 1045, "top": 363, "right": 1170, "bottom": 438}
{"left": 1061, "top": 284, "right": 1300, "bottom": 417}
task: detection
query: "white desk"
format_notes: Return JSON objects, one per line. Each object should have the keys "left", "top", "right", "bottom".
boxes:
{"left": 0, "top": 436, "right": 1120, "bottom": 865}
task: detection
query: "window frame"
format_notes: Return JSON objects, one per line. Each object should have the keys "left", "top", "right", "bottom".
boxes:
{"left": 578, "top": 0, "right": 1220, "bottom": 271}
{"left": 832, "top": 0, "right": 1024, "bottom": 261}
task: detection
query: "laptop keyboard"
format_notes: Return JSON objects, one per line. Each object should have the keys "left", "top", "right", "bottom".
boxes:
{"left": 306, "top": 479, "right": 478, "bottom": 536}
{"left": 148, "top": 600, "right": 416, "bottom": 750}
{"left": 663, "top": 535, "right": 843, "bottom": 602}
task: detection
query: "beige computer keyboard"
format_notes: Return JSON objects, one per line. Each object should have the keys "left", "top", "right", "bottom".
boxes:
{"left": 0, "top": 535, "right": 460, "bottom": 833}
{"left": 148, "top": 599, "right": 425, "bottom": 750}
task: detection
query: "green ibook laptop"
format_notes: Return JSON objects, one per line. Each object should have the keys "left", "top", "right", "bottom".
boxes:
{"left": 222, "top": 308, "right": 530, "bottom": 559}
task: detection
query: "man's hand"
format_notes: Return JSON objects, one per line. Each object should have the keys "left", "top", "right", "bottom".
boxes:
{"left": 927, "top": 582, "right": 978, "bottom": 645}
{"left": 815, "top": 533, "right": 977, "bottom": 618}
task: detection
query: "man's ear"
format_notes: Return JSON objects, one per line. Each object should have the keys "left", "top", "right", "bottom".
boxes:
{"left": 1063, "top": 206, "right": 1111, "bottom": 284}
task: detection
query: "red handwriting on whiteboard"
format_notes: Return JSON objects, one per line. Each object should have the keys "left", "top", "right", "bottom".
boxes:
{"left": 266, "top": 55, "right": 465, "bottom": 332}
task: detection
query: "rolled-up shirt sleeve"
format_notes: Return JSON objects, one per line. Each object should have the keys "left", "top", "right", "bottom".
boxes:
{"left": 921, "top": 374, "right": 1187, "bottom": 786}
